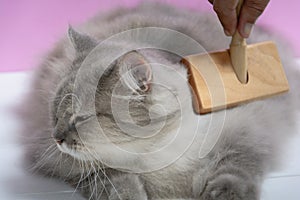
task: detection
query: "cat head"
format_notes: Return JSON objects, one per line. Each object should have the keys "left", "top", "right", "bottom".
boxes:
{"left": 50, "top": 27, "right": 191, "bottom": 167}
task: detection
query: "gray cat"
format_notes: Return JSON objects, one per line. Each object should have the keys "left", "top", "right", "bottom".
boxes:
{"left": 19, "top": 3, "right": 300, "bottom": 200}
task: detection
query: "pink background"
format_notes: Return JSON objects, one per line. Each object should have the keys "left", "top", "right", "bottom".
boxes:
{"left": 1, "top": 0, "right": 300, "bottom": 72}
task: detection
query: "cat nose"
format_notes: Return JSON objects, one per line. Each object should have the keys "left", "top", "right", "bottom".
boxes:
{"left": 53, "top": 133, "right": 66, "bottom": 145}
{"left": 53, "top": 121, "right": 77, "bottom": 145}
{"left": 56, "top": 139, "right": 64, "bottom": 145}
{"left": 52, "top": 128, "right": 67, "bottom": 145}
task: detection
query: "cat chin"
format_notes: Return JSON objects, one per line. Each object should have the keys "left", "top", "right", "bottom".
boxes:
{"left": 57, "top": 143, "right": 93, "bottom": 161}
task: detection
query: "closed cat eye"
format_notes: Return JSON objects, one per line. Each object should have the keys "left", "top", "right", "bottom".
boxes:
{"left": 73, "top": 115, "right": 94, "bottom": 124}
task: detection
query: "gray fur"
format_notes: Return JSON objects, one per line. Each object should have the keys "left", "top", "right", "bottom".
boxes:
{"left": 68, "top": 26, "right": 98, "bottom": 53}
{"left": 18, "top": 2, "right": 300, "bottom": 200}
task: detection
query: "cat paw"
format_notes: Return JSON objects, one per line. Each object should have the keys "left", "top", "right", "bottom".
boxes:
{"left": 200, "top": 172, "right": 258, "bottom": 200}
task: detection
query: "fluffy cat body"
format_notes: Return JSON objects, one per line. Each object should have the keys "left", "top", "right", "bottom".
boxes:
{"left": 19, "top": 3, "right": 299, "bottom": 200}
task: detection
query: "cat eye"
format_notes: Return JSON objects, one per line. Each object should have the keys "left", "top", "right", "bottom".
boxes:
{"left": 74, "top": 115, "right": 94, "bottom": 124}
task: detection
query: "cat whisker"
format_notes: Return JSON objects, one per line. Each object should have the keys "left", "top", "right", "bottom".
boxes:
{"left": 76, "top": 148, "right": 107, "bottom": 199}
{"left": 39, "top": 143, "right": 57, "bottom": 159}
{"left": 16, "top": 141, "right": 53, "bottom": 149}
{"left": 84, "top": 160, "right": 96, "bottom": 199}
{"left": 18, "top": 135, "right": 54, "bottom": 140}
{"left": 50, "top": 151, "right": 63, "bottom": 178}
{"left": 72, "top": 160, "right": 84, "bottom": 195}
{"left": 70, "top": 129, "right": 121, "bottom": 199}
{"left": 84, "top": 147, "right": 121, "bottom": 200}
{"left": 20, "top": 135, "right": 49, "bottom": 142}
{"left": 91, "top": 160, "right": 108, "bottom": 199}
{"left": 32, "top": 150, "right": 58, "bottom": 173}
{"left": 49, "top": 157, "right": 60, "bottom": 178}
{"left": 65, "top": 154, "right": 76, "bottom": 178}
{"left": 29, "top": 145, "right": 58, "bottom": 174}
{"left": 88, "top": 170, "right": 97, "bottom": 199}
{"left": 73, "top": 158, "right": 95, "bottom": 196}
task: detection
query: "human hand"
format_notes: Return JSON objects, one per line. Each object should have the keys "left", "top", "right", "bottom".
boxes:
{"left": 208, "top": 0, "right": 270, "bottom": 38}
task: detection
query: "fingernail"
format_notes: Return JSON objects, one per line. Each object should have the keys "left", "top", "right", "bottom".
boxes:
{"left": 224, "top": 29, "right": 231, "bottom": 36}
{"left": 244, "top": 23, "right": 253, "bottom": 38}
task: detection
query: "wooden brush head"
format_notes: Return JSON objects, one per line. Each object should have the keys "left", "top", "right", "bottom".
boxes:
{"left": 181, "top": 41, "right": 289, "bottom": 114}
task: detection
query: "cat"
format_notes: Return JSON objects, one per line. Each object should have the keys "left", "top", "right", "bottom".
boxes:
{"left": 19, "top": 2, "right": 300, "bottom": 200}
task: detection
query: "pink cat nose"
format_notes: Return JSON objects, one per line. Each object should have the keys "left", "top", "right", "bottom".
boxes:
{"left": 56, "top": 139, "right": 64, "bottom": 145}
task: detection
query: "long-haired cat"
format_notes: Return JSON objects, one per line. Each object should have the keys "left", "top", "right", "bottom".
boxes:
{"left": 19, "top": 3, "right": 299, "bottom": 200}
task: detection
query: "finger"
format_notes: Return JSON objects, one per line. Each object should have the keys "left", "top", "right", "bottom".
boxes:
{"left": 213, "top": 0, "right": 239, "bottom": 36}
{"left": 238, "top": 0, "right": 270, "bottom": 38}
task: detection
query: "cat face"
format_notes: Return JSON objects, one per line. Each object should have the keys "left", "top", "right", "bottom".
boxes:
{"left": 50, "top": 27, "right": 188, "bottom": 164}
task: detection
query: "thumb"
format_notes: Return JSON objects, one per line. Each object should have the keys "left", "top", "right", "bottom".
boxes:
{"left": 238, "top": 0, "right": 270, "bottom": 38}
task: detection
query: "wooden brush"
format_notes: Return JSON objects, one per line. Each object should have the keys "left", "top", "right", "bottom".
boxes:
{"left": 181, "top": 0, "right": 289, "bottom": 114}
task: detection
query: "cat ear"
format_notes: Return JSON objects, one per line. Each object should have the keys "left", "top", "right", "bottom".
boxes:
{"left": 68, "top": 26, "right": 97, "bottom": 53}
{"left": 119, "top": 51, "right": 152, "bottom": 93}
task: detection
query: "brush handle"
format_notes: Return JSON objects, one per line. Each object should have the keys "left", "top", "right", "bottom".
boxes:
{"left": 230, "top": 0, "right": 246, "bottom": 46}
{"left": 230, "top": 0, "right": 248, "bottom": 84}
